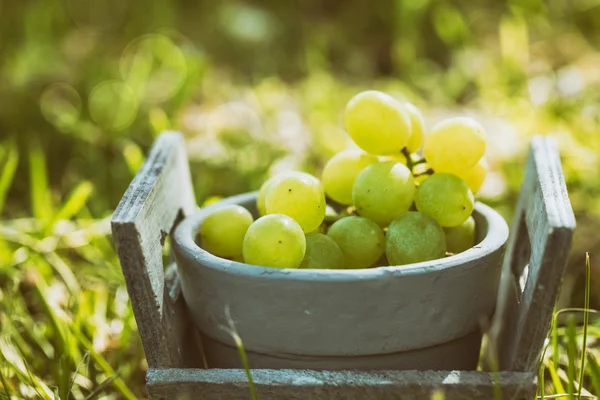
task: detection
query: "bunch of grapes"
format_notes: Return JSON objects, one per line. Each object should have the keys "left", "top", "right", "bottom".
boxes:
{"left": 198, "top": 90, "right": 489, "bottom": 270}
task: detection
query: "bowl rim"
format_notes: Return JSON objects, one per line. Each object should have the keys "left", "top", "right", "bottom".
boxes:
{"left": 172, "top": 191, "right": 509, "bottom": 281}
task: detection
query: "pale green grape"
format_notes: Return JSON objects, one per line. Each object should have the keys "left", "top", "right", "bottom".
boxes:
{"left": 444, "top": 216, "right": 476, "bottom": 254}
{"left": 423, "top": 117, "right": 487, "bottom": 174}
{"left": 405, "top": 102, "right": 425, "bottom": 153}
{"left": 257, "top": 175, "right": 279, "bottom": 216}
{"left": 200, "top": 205, "right": 254, "bottom": 259}
{"left": 321, "top": 149, "right": 378, "bottom": 205}
{"left": 265, "top": 171, "right": 326, "bottom": 233}
{"left": 352, "top": 161, "right": 415, "bottom": 226}
{"left": 327, "top": 216, "right": 384, "bottom": 269}
{"left": 386, "top": 212, "right": 446, "bottom": 265}
{"left": 299, "top": 233, "right": 344, "bottom": 269}
{"left": 455, "top": 158, "right": 488, "bottom": 194}
{"left": 343, "top": 90, "right": 412, "bottom": 155}
{"left": 415, "top": 173, "right": 474, "bottom": 227}
{"left": 243, "top": 214, "right": 306, "bottom": 268}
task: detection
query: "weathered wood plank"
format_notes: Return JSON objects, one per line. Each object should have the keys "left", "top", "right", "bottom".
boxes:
{"left": 147, "top": 369, "right": 537, "bottom": 400}
{"left": 487, "top": 135, "right": 575, "bottom": 372}
{"left": 111, "top": 131, "right": 203, "bottom": 368}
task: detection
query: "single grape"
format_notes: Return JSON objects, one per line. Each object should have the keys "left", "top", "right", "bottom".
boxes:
{"left": 423, "top": 117, "right": 487, "bottom": 174}
{"left": 321, "top": 149, "right": 378, "bottom": 205}
{"left": 405, "top": 102, "right": 425, "bottom": 153}
{"left": 444, "top": 216, "right": 476, "bottom": 254}
{"left": 299, "top": 233, "right": 345, "bottom": 269}
{"left": 415, "top": 173, "right": 474, "bottom": 227}
{"left": 243, "top": 214, "right": 306, "bottom": 269}
{"left": 327, "top": 216, "right": 385, "bottom": 269}
{"left": 455, "top": 158, "right": 488, "bottom": 194}
{"left": 257, "top": 175, "right": 279, "bottom": 216}
{"left": 352, "top": 161, "right": 415, "bottom": 226}
{"left": 199, "top": 205, "right": 254, "bottom": 259}
{"left": 265, "top": 171, "right": 326, "bottom": 233}
{"left": 386, "top": 212, "right": 446, "bottom": 266}
{"left": 344, "top": 90, "right": 412, "bottom": 155}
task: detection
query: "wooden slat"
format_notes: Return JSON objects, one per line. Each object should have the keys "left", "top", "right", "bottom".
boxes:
{"left": 147, "top": 368, "right": 537, "bottom": 400}
{"left": 486, "top": 135, "right": 576, "bottom": 372}
{"left": 111, "top": 131, "right": 203, "bottom": 368}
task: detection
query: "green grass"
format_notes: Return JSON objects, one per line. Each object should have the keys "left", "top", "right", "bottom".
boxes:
{"left": 0, "top": 144, "right": 145, "bottom": 399}
{"left": 1, "top": 0, "right": 599, "bottom": 397}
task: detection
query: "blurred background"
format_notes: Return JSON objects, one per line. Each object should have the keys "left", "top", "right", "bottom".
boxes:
{"left": 1, "top": 0, "right": 599, "bottom": 398}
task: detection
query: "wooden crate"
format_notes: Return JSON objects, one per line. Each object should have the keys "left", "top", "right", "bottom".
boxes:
{"left": 112, "top": 132, "right": 575, "bottom": 399}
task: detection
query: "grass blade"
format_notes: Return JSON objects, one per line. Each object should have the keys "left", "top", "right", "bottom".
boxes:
{"left": 566, "top": 313, "right": 578, "bottom": 399}
{"left": 221, "top": 305, "right": 258, "bottom": 400}
{"left": 122, "top": 140, "right": 145, "bottom": 176}
{"left": 84, "top": 374, "right": 117, "bottom": 400}
{"left": 51, "top": 181, "right": 94, "bottom": 226}
{"left": 578, "top": 253, "right": 591, "bottom": 400}
{"left": 0, "top": 359, "right": 12, "bottom": 398}
{"left": 0, "top": 139, "right": 19, "bottom": 215}
{"left": 586, "top": 351, "right": 600, "bottom": 397}
{"left": 30, "top": 271, "right": 68, "bottom": 357}
{"left": 69, "top": 328, "right": 137, "bottom": 400}
{"left": 547, "top": 358, "right": 567, "bottom": 396}
{"left": 553, "top": 304, "right": 560, "bottom": 367}
{"left": 28, "top": 141, "right": 53, "bottom": 221}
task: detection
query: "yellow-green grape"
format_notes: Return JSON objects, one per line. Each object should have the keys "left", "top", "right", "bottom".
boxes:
{"left": 199, "top": 205, "right": 254, "bottom": 259}
{"left": 327, "top": 216, "right": 385, "bottom": 269}
{"left": 265, "top": 171, "right": 326, "bottom": 233}
{"left": 257, "top": 175, "right": 279, "bottom": 216}
{"left": 243, "top": 214, "right": 306, "bottom": 268}
{"left": 444, "top": 216, "right": 476, "bottom": 254}
{"left": 299, "top": 233, "right": 344, "bottom": 269}
{"left": 415, "top": 173, "right": 474, "bottom": 227}
{"left": 405, "top": 102, "right": 425, "bottom": 153}
{"left": 321, "top": 149, "right": 378, "bottom": 205}
{"left": 386, "top": 212, "right": 446, "bottom": 266}
{"left": 343, "top": 90, "right": 412, "bottom": 155}
{"left": 424, "top": 117, "right": 487, "bottom": 174}
{"left": 455, "top": 158, "right": 488, "bottom": 194}
{"left": 352, "top": 161, "right": 415, "bottom": 226}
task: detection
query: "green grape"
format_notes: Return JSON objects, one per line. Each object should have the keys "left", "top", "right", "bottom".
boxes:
{"left": 352, "top": 161, "right": 415, "bottom": 226}
{"left": 386, "top": 212, "right": 447, "bottom": 265}
{"left": 265, "top": 171, "right": 326, "bottom": 233}
{"left": 423, "top": 117, "right": 487, "bottom": 174}
{"left": 405, "top": 102, "right": 425, "bottom": 153}
{"left": 343, "top": 90, "right": 412, "bottom": 155}
{"left": 455, "top": 158, "right": 488, "bottom": 194}
{"left": 321, "top": 149, "right": 378, "bottom": 205}
{"left": 299, "top": 233, "right": 344, "bottom": 269}
{"left": 327, "top": 216, "right": 385, "bottom": 269}
{"left": 199, "top": 205, "right": 254, "bottom": 259}
{"left": 444, "top": 216, "right": 476, "bottom": 254}
{"left": 257, "top": 175, "right": 279, "bottom": 216}
{"left": 243, "top": 214, "right": 306, "bottom": 268}
{"left": 415, "top": 173, "right": 474, "bottom": 227}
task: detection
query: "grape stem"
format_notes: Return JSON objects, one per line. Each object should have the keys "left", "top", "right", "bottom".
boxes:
{"left": 401, "top": 147, "right": 412, "bottom": 168}
{"left": 413, "top": 168, "right": 435, "bottom": 177}
{"left": 401, "top": 147, "right": 428, "bottom": 174}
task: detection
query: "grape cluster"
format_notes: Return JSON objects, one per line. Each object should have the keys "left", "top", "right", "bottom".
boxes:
{"left": 198, "top": 90, "right": 488, "bottom": 269}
